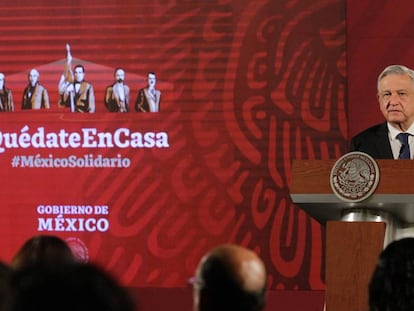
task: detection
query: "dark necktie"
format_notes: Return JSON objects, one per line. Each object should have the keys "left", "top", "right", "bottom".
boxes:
{"left": 397, "top": 132, "right": 411, "bottom": 159}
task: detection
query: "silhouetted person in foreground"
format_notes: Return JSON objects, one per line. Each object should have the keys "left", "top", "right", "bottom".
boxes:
{"left": 0, "top": 261, "right": 12, "bottom": 311}
{"left": 369, "top": 237, "right": 414, "bottom": 311}
{"left": 193, "top": 244, "right": 267, "bottom": 311}
{"left": 3, "top": 262, "right": 134, "bottom": 311}
{"left": 11, "top": 235, "right": 76, "bottom": 270}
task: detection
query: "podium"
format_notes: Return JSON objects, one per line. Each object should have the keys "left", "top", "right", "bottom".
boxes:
{"left": 290, "top": 159, "right": 414, "bottom": 311}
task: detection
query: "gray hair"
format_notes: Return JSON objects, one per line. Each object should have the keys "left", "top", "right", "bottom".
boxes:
{"left": 377, "top": 64, "right": 414, "bottom": 93}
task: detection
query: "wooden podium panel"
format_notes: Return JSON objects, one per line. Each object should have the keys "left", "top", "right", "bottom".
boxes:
{"left": 289, "top": 159, "right": 414, "bottom": 311}
{"left": 325, "top": 221, "right": 385, "bottom": 311}
{"left": 326, "top": 221, "right": 385, "bottom": 311}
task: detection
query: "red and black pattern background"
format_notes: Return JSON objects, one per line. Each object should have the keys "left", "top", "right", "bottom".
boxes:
{"left": 347, "top": 0, "right": 414, "bottom": 138}
{"left": 0, "top": 0, "right": 353, "bottom": 304}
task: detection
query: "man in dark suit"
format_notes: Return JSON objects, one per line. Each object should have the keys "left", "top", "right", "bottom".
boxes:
{"left": 134, "top": 72, "right": 161, "bottom": 112}
{"left": 22, "top": 69, "right": 50, "bottom": 110}
{"left": 350, "top": 64, "right": 414, "bottom": 159}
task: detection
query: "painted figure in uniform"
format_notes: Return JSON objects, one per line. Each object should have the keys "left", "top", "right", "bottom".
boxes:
{"left": 135, "top": 72, "right": 161, "bottom": 112}
{"left": 58, "top": 44, "right": 95, "bottom": 113}
{"left": 104, "top": 68, "right": 130, "bottom": 112}
{"left": 22, "top": 69, "right": 50, "bottom": 110}
{"left": 0, "top": 73, "right": 14, "bottom": 112}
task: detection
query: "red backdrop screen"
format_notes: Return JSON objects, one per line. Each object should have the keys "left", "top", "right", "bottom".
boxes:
{"left": 0, "top": 0, "right": 348, "bottom": 294}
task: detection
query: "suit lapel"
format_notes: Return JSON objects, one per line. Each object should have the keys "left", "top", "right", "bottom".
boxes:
{"left": 375, "top": 122, "right": 393, "bottom": 159}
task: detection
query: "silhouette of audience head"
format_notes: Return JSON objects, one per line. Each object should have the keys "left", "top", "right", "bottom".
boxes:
{"left": 369, "top": 237, "right": 414, "bottom": 311}
{"left": 0, "top": 261, "right": 12, "bottom": 310}
{"left": 193, "top": 244, "right": 267, "bottom": 311}
{"left": 3, "top": 262, "right": 134, "bottom": 311}
{"left": 11, "top": 235, "right": 76, "bottom": 269}
{"left": 4, "top": 235, "right": 134, "bottom": 311}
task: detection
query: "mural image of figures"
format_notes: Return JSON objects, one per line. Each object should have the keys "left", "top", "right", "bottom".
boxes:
{"left": 21, "top": 69, "right": 50, "bottom": 110}
{"left": 58, "top": 44, "right": 95, "bottom": 113}
{"left": 135, "top": 72, "right": 160, "bottom": 112}
{"left": 0, "top": 73, "right": 14, "bottom": 112}
{"left": 104, "top": 68, "right": 130, "bottom": 112}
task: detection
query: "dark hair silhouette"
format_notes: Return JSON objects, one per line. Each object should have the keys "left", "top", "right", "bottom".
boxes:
{"left": 369, "top": 238, "right": 414, "bottom": 311}
{"left": 4, "top": 262, "right": 134, "bottom": 311}
{"left": 11, "top": 235, "right": 75, "bottom": 269}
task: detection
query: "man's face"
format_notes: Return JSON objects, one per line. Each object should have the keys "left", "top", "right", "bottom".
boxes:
{"left": 74, "top": 67, "right": 85, "bottom": 83}
{"left": 378, "top": 73, "right": 414, "bottom": 130}
{"left": 0, "top": 74, "right": 5, "bottom": 89}
{"left": 148, "top": 73, "right": 156, "bottom": 88}
{"left": 115, "top": 69, "right": 125, "bottom": 83}
{"left": 29, "top": 70, "right": 39, "bottom": 86}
